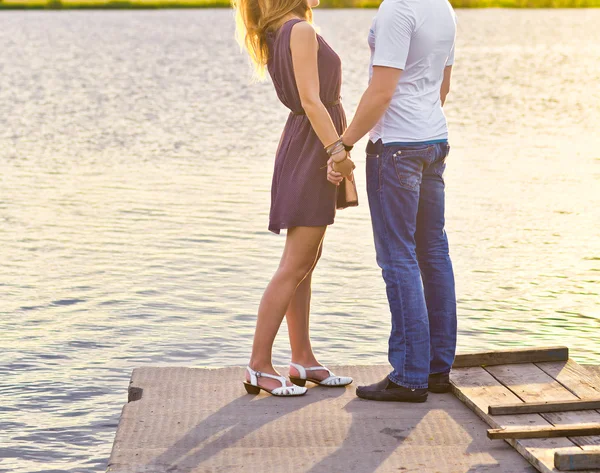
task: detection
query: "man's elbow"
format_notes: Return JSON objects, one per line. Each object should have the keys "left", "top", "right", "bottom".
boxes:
{"left": 373, "top": 88, "right": 395, "bottom": 108}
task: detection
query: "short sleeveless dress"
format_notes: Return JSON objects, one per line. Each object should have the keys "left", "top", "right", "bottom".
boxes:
{"left": 266, "top": 19, "right": 354, "bottom": 235}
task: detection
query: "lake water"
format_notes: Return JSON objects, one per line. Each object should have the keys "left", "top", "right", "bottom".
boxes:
{"left": 0, "top": 8, "right": 599, "bottom": 473}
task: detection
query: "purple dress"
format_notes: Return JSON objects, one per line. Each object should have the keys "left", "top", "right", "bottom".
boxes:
{"left": 266, "top": 19, "right": 353, "bottom": 235}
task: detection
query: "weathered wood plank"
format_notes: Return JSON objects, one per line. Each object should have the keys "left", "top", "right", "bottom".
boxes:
{"left": 489, "top": 399, "right": 600, "bottom": 416}
{"left": 554, "top": 448, "right": 600, "bottom": 471}
{"left": 536, "top": 361, "right": 600, "bottom": 450}
{"left": 486, "top": 363, "right": 600, "bottom": 450}
{"left": 586, "top": 367, "right": 600, "bottom": 380}
{"left": 485, "top": 363, "right": 574, "bottom": 401}
{"left": 453, "top": 347, "right": 569, "bottom": 368}
{"left": 488, "top": 425, "right": 600, "bottom": 440}
{"left": 451, "top": 366, "right": 576, "bottom": 473}
{"left": 537, "top": 360, "right": 600, "bottom": 400}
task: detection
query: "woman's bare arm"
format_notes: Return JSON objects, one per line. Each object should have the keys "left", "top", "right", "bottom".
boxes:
{"left": 290, "top": 22, "right": 342, "bottom": 150}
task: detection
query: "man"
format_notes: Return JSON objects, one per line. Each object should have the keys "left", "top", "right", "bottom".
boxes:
{"left": 329, "top": 0, "right": 458, "bottom": 402}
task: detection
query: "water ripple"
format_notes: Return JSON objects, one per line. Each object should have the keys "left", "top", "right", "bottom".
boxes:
{"left": 0, "top": 8, "right": 599, "bottom": 473}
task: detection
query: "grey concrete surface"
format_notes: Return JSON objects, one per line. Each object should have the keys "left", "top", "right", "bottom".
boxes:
{"left": 107, "top": 365, "right": 544, "bottom": 473}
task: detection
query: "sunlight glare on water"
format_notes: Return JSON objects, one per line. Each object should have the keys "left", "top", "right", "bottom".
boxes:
{"left": 0, "top": 9, "right": 599, "bottom": 472}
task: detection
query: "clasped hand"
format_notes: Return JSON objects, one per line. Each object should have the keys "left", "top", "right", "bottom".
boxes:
{"left": 327, "top": 149, "right": 355, "bottom": 186}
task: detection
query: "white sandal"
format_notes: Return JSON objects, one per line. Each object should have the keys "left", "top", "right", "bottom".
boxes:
{"left": 289, "top": 363, "right": 353, "bottom": 387}
{"left": 243, "top": 366, "right": 307, "bottom": 397}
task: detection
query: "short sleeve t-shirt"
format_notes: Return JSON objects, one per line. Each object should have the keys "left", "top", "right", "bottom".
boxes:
{"left": 368, "top": 0, "right": 457, "bottom": 144}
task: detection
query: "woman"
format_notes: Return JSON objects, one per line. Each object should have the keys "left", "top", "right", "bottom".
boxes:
{"left": 234, "top": 0, "right": 356, "bottom": 396}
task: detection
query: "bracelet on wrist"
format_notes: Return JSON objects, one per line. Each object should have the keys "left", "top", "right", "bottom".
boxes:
{"left": 330, "top": 145, "right": 345, "bottom": 157}
{"left": 325, "top": 137, "right": 345, "bottom": 157}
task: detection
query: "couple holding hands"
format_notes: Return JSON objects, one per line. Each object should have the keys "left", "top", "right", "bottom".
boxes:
{"left": 235, "top": 0, "right": 458, "bottom": 402}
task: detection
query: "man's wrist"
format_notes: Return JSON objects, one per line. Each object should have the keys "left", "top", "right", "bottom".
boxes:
{"left": 341, "top": 135, "right": 354, "bottom": 151}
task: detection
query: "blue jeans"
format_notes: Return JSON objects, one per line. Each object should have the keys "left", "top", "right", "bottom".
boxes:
{"left": 366, "top": 140, "right": 457, "bottom": 389}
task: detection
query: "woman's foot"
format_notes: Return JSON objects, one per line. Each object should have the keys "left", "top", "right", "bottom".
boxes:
{"left": 289, "top": 361, "right": 353, "bottom": 387}
{"left": 244, "top": 365, "right": 307, "bottom": 396}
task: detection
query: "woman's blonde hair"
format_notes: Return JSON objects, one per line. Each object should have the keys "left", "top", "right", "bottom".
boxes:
{"left": 233, "top": 0, "right": 313, "bottom": 78}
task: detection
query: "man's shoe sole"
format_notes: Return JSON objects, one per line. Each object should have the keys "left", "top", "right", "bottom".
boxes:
{"left": 356, "top": 389, "right": 428, "bottom": 403}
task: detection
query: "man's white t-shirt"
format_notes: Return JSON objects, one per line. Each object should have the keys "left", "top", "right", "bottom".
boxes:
{"left": 368, "top": 0, "right": 457, "bottom": 144}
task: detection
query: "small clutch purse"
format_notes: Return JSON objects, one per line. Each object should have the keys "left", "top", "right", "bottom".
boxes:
{"left": 337, "top": 173, "right": 359, "bottom": 209}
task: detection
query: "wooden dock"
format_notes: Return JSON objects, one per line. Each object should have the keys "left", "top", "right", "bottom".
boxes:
{"left": 451, "top": 347, "right": 600, "bottom": 473}
{"left": 107, "top": 350, "right": 600, "bottom": 473}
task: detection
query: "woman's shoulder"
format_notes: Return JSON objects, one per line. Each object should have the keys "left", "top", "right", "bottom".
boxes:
{"left": 288, "top": 18, "right": 311, "bottom": 31}
{"left": 271, "top": 18, "right": 312, "bottom": 45}
{"left": 289, "top": 20, "right": 318, "bottom": 48}
{"left": 288, "top": 19, "right": 317, "bottom": 37}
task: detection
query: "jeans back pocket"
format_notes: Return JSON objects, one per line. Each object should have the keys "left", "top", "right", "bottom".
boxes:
{"left": 391, "top": 149, "right": 426, "bottom": 191}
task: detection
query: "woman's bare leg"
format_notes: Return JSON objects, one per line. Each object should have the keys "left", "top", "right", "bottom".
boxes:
{"left": 247, "top": 226, "right": 326, "bottom": 391}
{"left": 286, "top": 243, "right": 327, "bottom": 379}
{"left": 286, "top": 244, "right": 333, "bottom": 381}
{"left": 287, "top": 269, "right": 316, "bottom": 361}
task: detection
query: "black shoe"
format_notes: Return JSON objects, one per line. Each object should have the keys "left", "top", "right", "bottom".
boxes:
{"left": 428, "top": 372, "right": 451, "bottom": 393}
{"left": 356, "top": 376, "right": 428, "bottom": 403}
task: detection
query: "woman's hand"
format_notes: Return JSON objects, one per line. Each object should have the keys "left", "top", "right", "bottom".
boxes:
{"left": 327, "top": 157, "right": 344, "bottom": 186}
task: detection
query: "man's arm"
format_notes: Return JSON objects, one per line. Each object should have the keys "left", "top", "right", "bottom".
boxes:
{"left": 340, "top": 0, "right": 412, "bottom": 148}
{"left": 326, "top": 66, "right": 401, "bottom": 185}
{"left": 442, "top": 36, "right": 455, "bottom": 106}
{"left": 344, "top": 62, "right": 452, "bottom": 147}
{"left": 441, "top": 65, "right": 452, "bottom": 107}
{"left": 341, "top": 66, "right": 402, "bottom": 147}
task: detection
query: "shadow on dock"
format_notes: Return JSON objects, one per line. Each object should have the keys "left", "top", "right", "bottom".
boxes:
{"left": 108, "top": 365, "right": 538, "bottom": 473}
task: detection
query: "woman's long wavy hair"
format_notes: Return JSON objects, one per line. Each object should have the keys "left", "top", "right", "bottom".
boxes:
{"left": 233, "top": 0, "right": 313, "bottom": 79}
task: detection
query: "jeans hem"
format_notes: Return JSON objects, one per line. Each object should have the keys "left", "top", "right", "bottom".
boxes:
{"left": 430, "top": 369, "right": 452, "bottom": 376}
{"left": 388, "top": 373, "right": 428, "bottom": 390}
